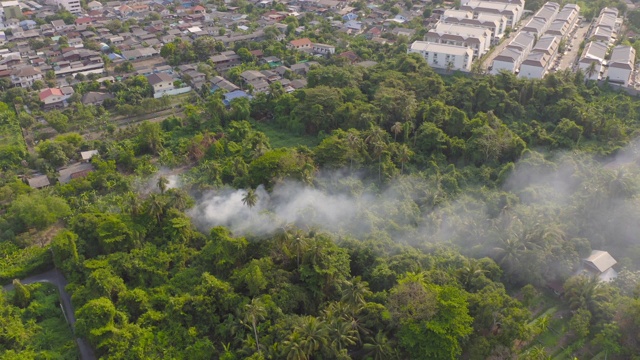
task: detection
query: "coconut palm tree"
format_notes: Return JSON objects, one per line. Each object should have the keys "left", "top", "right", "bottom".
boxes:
{"left": 242, "top": 188, "right": 258, "bottom": 209}
{"left": 341, "top": 277, "right": 372, "bottom": 311}
{"left": 585, "top": 61, "right": 597, "bottom": 83}
{"left": 346, "top": 132, "right": 362, "bottom": 173}
{"left": 243, "top": 298, "right": 267, "bottom": 354}
{"left": 396, "top": 144, "right": 413, "bottom": 174}
{"left": 283, "top": 331, "right": 307, "bottom": 360}
{"left": 290, "top": 233, "right": 309, "bottom": 268}
{"left": 363, "top": 331, "right": 394, "bottom": 360}
{"left": 157, "top": 176, "right": 169, "bottom": 194}
{"left": 326, "top": 318, "right": 358, "bottom": 353}
{"left": 390, "top": 122, "right": 403, "bottom": 141}
{"left": 365, "top": 126, "right": 388, "bottom": 183}
{"left": 296, "top": 316, "right": 328, "bottom": 356}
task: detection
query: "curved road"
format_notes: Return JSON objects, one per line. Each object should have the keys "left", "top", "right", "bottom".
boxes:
{"left": 2, "top": 269, "right": 97, "bottom": 360}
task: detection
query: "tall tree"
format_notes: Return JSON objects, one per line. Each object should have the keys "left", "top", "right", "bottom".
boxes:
{"left": 243, "top": 298, "right": 267, "bottom": 354}
{"left": 242, "top": 188, "right": 258, "bottom": 209}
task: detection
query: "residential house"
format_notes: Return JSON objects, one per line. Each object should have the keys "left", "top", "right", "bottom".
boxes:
{"left": 80, "top": 150, "right": 99, "bottom": 162}
{"left": 58, "top": 162, "right": 95, "bottom": 184}
{"left": 288, "top": 37, "right": 313, "bottom": 50}
{"left": 210, "top": 51, "right": 242, "bottom": 71}
{"left": 491, "top": 32, "right": 535, "bottom": 74}
{"left": 10, "top": 66, "right": 42, "bottom": 88}
{"left": 312, "top": 43, "right": 335, "bottom": 55}
{"left": 147, "top": 72, "right": 175, "bottom": 96}
{"left": 608, "top": 45, "right": 636, "bottom": 86}
{"left": 223, "top": 90, "right": 252, "bottom": 106}
{"left": 210, "top": 75, "right": 239, "bottom": 93}
{"left": 578, "top": 41, "right": 607, "bottom": 80}
{"left": 408, "top": 41, "right": 473, "bottom": 71}
{"left": 39, "top": 88, "right": 66, "bottom": 109}
{"left": 87, "top": 0, "right": 102, "bottom": 10}
{"left": 518, "top": 35, "right": 559, "bottom": 79}
{"left": 51, "top": 19, "right": 67, "bottom": 32}
{"left": 27, "top": 175, "right": 50, "bottom": 189}
{"left": 582, "top": 250, "right": 617, "bottom": 282}
{"left": 121, "top": 48, "right": 159, "bottom": 61}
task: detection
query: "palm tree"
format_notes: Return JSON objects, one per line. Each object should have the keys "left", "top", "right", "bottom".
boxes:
{"left": 290, "top": 233, "right": 309, "bottom": 268}
{"left": 456, "top": 261, "right": 488, "bottom": 290}
{"left": 365, "top": 126, "right": 388, "bottom": 183}
{"left": 363, "top": 331, "right": 394, "bottom": 360}
{"left": 326, "top": 318, "right": 358, "bottom": 353}
{"left": 283, "top": 331, "right": 307, "bottom": 360}
{"left": 390, "top": 122, "right": 403, "bottom": 141}
{"left": 346, "top": 132, "right": 362, "bottom": 173}
{"left": 524, "top": 345, "right": 551, "bottom": 360}
{"left": 242, "top": 188, "right": 258, "bottom": 209}
{"left": 536, "top": 315, "right": 551, "bottom": 334}
{"left": 585, "top": 61, "right": 597, "bottom": 83}
{"left": 341, "top": 277, "right": 372, "bottom": 311}
{"left": 492, "top": 236, "right": 525, "bottom": 269}
{"left": 157, "top": 176, "right": 169, "bottom": 194}
{"left": 243, "top": 298, "right": 267, "bottom": 354}
{"left": 296, "top": 316, "right": 328, "bottom": 357}
{"left": 147, "top": 193, "right": 166, "bottom": 224}
{"left": 396, "top": 144, "right": 413, "bottom": 174}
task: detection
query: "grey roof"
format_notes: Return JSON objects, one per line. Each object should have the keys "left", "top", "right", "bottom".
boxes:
{"left": 584, "top": 250, "right": 617, "bottom": 273}
{"left": 27, "top": 175, "right": 50, "bottom": 189}
{"left": 147, "top": 72, "right": 174, "bottom": 85}
{"left": 58, "top": 162, "right": 95, "bottom": 184}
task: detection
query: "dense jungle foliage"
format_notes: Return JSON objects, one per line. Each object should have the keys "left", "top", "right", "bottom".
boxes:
{"left": 3, "top": 53, "right": 640, "bottom": 359}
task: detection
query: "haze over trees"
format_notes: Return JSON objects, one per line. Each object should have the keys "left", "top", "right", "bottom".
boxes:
{"left": 3, "top": 42, "right": 640, "bottom": 359}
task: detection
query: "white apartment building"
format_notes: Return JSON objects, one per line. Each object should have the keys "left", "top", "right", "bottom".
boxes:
{"left": 460, "top": 1, "right": 523, "bottom": 27}
{"left": 578, "top": 41, "right": 607, "bottom": 80}
{"left": 521, "top": 2, "right": 560, "bottom": 38}
{"left": 442, "top": 12, "right": 507, "bottom": 41}
{"left": 55, "top": 0, "right": 81, "bottom": 14}
{"left": 426, "top": 22, "right": 492, "bottom": 58}
{"left": 518, "top": 35, "right": 559, "bottom": 79}
{"left": 491, "top": 32, "right": 535, "bottom": 74}
{"left": 608, "top": 45, "right": 636, "bottom": 86}
{"left": 408, "top": 41, "right": 473, "bottom": 71}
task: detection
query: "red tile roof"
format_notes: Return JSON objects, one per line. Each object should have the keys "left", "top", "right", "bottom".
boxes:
{"left": 289, "top": 38, "right": 312, "bottom": 47}
{"left": 39, "top": 88, "right": 63, "bottom": 101}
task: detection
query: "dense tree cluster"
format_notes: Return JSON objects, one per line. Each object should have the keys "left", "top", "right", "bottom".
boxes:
{"left": 4, "top": 43, "right": 640, "bottom": 359}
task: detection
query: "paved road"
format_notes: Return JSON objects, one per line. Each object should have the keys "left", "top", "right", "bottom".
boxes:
{"left": 3, "top": 269, "right": 97, "bottom": 360}
{"left": 556, "top": 20, "right": 591, "bottom": 72}
{"left": 481, "top": 28, "right": 519, "bottom": 71}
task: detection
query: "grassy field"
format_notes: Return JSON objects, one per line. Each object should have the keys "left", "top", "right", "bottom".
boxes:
{"left": 251, "top": 120, "right": 320, "bottom": 148}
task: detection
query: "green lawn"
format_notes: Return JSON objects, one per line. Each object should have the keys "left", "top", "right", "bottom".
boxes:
{"left": 251, "top": 120, "right": 320, "bottom": 148}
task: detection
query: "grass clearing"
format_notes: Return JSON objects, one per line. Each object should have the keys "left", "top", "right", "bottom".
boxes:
{"left": 251, "top": 120, "right": 320, "bottom": 148}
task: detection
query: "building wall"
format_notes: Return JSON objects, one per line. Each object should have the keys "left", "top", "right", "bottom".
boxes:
{"left": 519, "top": 63, "right": 546, "bottom": 79}
{"left": 56, "top": 0, "right": 82, "bottom": 14}
{"left": 608, "top": 67, "right": 632, "bottom": 85}
{"left": 408, "top": 48, "right": 472, "bottom": 71}
{"left": 491, "top": 59, "right": 517, "bottom": 74}
{"left": 578, "top": 61, "right": 603, "bottom": 80}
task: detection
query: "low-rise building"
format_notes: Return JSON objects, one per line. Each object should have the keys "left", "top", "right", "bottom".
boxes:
{"left": 578, "top": 41, "right": 607, "bottom": 80}
{"left": 518, "top": 36, "right": 559, "bottom": 79}
{"left": 460, "top": 1, "right": 523, "bottom": 27}
{"left": 147, "top": 72, "right": 175, "bottom": 96}
{"left": 10, "top": 65, "right": 42, "bottom": 88}
{"left": 312, "top": 43, "right": 335, "bottom": 55}
{"left": 426, "top": 22, "right": 492, "bottom": 58}
{"left": 491, "top": 32, "right": 535, "bottom": 74}
{"left": 39, "top": 88, "right": 66, "bottom": 109}
{"left": 608, "top": 45, "right": 636, "bottom": 86}
{"left": 408, "top": 41, "right": 473, "bottom": 71}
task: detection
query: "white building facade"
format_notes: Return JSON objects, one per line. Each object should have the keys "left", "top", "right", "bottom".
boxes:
{"left": 408, "top": 41, "right": 473, "bottom": 71}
